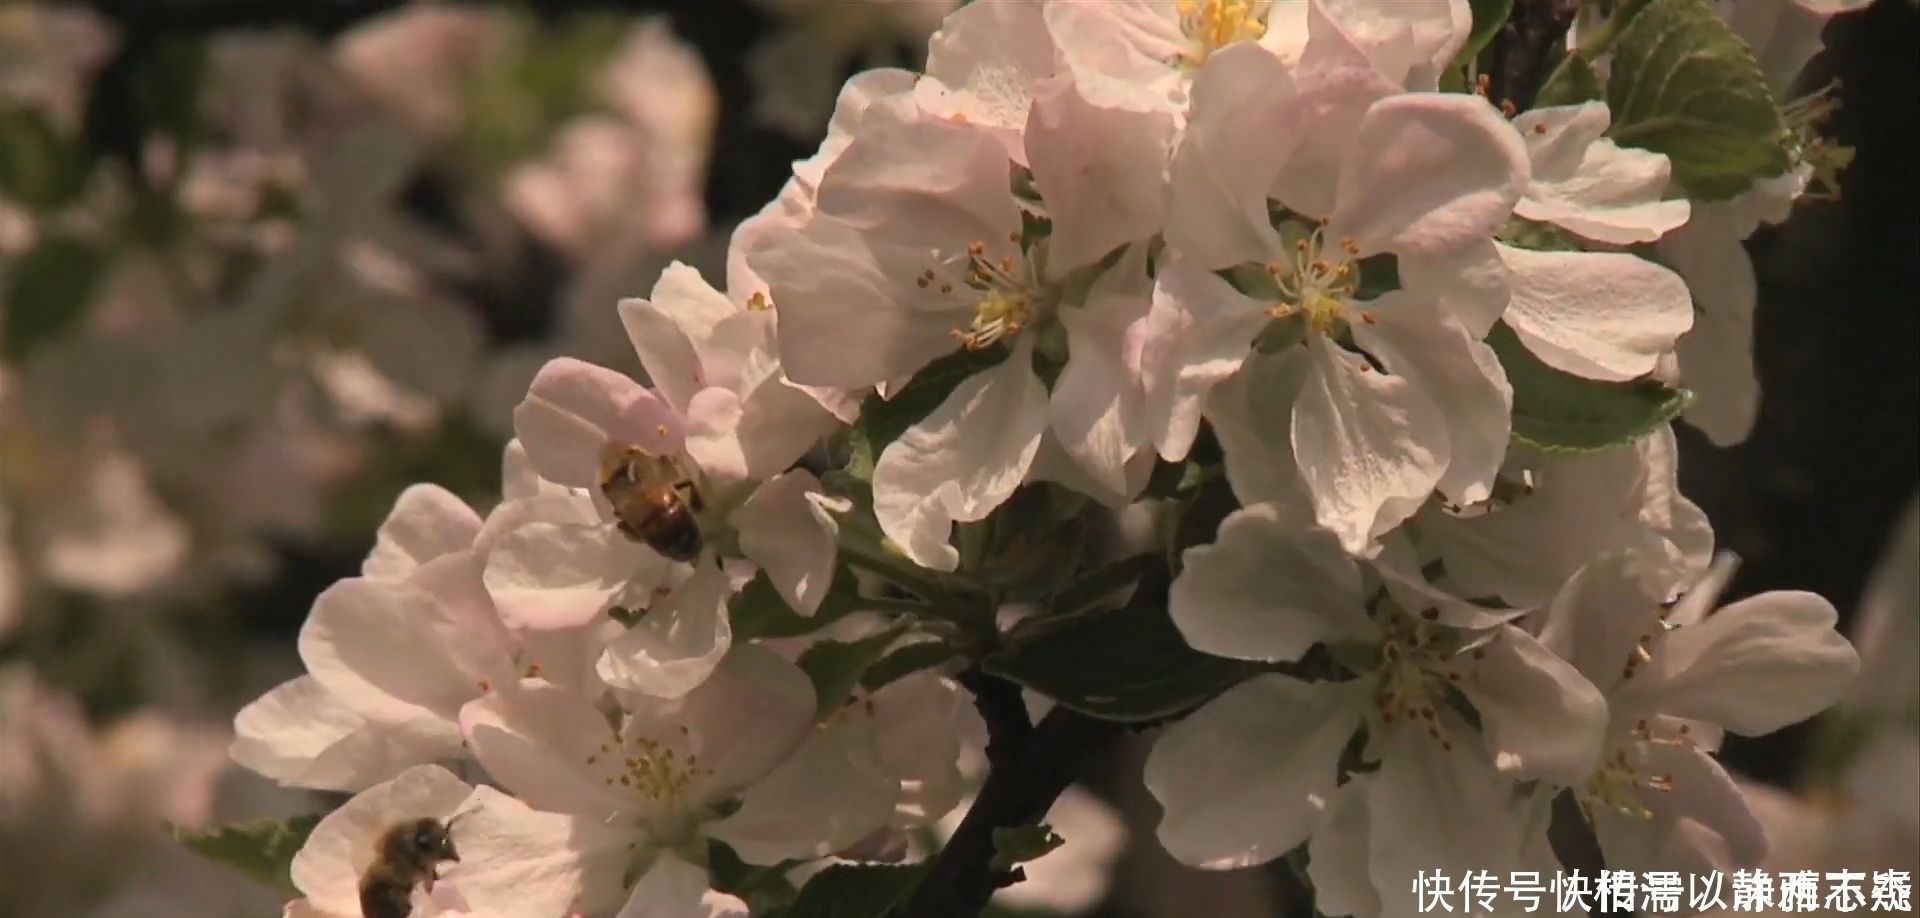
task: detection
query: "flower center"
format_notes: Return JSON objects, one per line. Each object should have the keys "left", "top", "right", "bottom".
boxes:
{"left": 1781, "top": 80, "right": 1851, "bottom": 198}
{"left": 1369, "top": 615, "right": 1484, "bottom": 751}
{"left": 583, "top": 727, "right": 715, "bottom": 828}
{"left": 1175, "top": 0, "right": 1271, "bottom": 69}
{"left": 1580, "top": 719, "right": 1688, "bottom": 821}
{"left": 1263, "top": 223, "right": 1367, "bottom": 335}
{"left": 921, "top": 238, "right": 1039, "bottom": 351}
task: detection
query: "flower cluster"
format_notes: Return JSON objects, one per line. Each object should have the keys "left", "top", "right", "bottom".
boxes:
{"left": 215, "top": 2, "right": 1880, "bottom": 917}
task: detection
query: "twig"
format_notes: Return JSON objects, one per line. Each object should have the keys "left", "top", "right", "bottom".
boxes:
{"left": 895, "top": 696, "right": 1121, "bottom": 918}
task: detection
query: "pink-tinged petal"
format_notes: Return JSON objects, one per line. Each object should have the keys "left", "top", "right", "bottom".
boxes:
{"left": 1206, "top": 349, "right": 1315, "bottom": 508}
{"left": 918, "top": 0, "right": 1060, "bottom": 163}
{"left": 1650, "top": 591, "right": 1861, "bottom": 736}
{"left": 708, "top": 717, "right": 899, "bottom": 864}
{"left": 299, "top": 578, "right": 482, "bottom": 735}
{"left": 1315, "top": 0, "right": 1472, "bottom": 89}
{"left": 408, "top": 551, "right": 520, "bottom": 685}
{"left": 1025, "top": 75, "right": 1175, "bottom": 275}
{"left": 614, "top": 853, "right": 746, "bottom": 918}
{"left": 1145, "top": 675, "right": 1369, "bottom": 869}
{"left": 1051, "top": 285, "right": 1152, "bottom": 497}
{"left": 736, "top": 374, "right": 841, "bottom": 481}
{"left": 1140, "top": 259, "right": 1267, "bottom": 461}
{"left": 619, "top": 290, "right": 710, "bottom": 416}
{"left": 501, "top": 440, "right": 572, "bottom": 502}
{"left": 1354, "top": 293, "right": 1511, "bottom": 507}
{"left": 873, "top": 343, "right": 1049, "bottom": 572}
{"left": 1171, "top": 504, "right": 1376, "bottom": 662}
{"left": 1292, "top": 335, "right": 1449, "bottom": 555}
{"left": 447, "top": 785, "right": 637, "bottom": 918}
{"left": 1044, "top": 0, "right": 1189, "bottom": 108}
{"left": 785, "top": 68, "right": 922, "bottom": 203}
{"left": 484, "top": 522, "right": 672, "bottom": 630}
{"left": 681, "top": 644, "right": 818, "bottom": 796}
{"left": 1500, "top": 244, "right": 1695, "bottom": 381}
{"left": 459, "top": 681, "right": 630, "bottom": 816}
{"left": 291, "top": 764, "right": 475, "bottom": 916}
{"left": 1272, "top": 6, "right": 1400, "bottom": 216}
{"left": 596, "top": 560, "right": 734, "bottom": 698}
{"left": 734, "top": 470, "right": 848, "bottom": 616}
{"left": 364, "top": 484, "right": 481, "bottom": 580}
{"left": 1331, "top": 93, "right": 1529, "bottom": 258}
{"left": 753, "top": 216, "right": 970, "bottom": 390}
{"left": 514, "top": 358, "right": 684, "bottom": 488}
{"left": 684, "top": 386, "right": 750, "bottom": 484}
{"left": 231, "top": 676, "right": 432, "bottom": 792}
{"left": 1460, "top": 625, "right": 1609, "bottom": 786}
{"left": 1164, "top": 43, "right": 1301, "bottom": 269}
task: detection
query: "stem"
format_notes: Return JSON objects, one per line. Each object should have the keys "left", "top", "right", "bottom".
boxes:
{"left": 840, "top": 544, "right": 955, "bottom": 605}
{"left": 893, "top": 688, "right": 1121, "bottom": 918}
{"left": 855, "top": 595, "right": 942, "bottom": 616}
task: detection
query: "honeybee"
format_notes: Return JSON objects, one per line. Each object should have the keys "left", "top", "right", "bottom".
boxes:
{"left": 359, "top": 815, "right": 462, "bottom": 918}
{"left": 597, "top": 441, "right": 704, "bottom": 562}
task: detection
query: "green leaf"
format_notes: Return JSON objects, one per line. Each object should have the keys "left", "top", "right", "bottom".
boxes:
{"left": 985, "top": 566, "right": 1260, "bottom": 723}
{"left": 729, "top": 567, "right": 864, "bottom": 641}
{"left": 3, "top": 236, "right": 105, "bottom": 361}
{"left": 707, "top": 840, "right": 801, "bottom": 915}
{"left": 845, "top": 345, "right": 1011, "bottom": 483}
{"left": 0, "top": 105, "right": 95, "bottom": 212}
{"left": 1534, "top": 53, "right": 1605, "bottom": 107}
{"left": 860, "top": 638, "right": 961, "bottom": 692}
{"left": 173, "top": 813, "right": 322, "bottom": 896}
{"left": 1045, "top": 552, "right": 1157, "bottom": 619}
{"left": 782, "top": 862, "right": 928, "bottom": 918}
{"left": 1486, "top": 322, "right": 1692, "bottom": 453}
{"left": 1604, "top": 0, "right": 1791, "bottom": 201}
{"left": 1460, "top": 0, "right": 1516, "bottom": 62}
{"left": 990, "top": 824, "right": 1065, "bottom": 872}
{"left": 797, "top": 623, "right": 909, "bottom": 721}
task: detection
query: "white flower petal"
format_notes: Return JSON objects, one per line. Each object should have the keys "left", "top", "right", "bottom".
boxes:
{"left": 1293, "top": 335, "right": 1449, "bottom": 554}
{"left": 1024, "top": 76, "right": 1174, "bottom": 274}
{"left": 917, "top": 0, "right": 1059, "bottom": 162}
{"left": 734, "top": 470, "right": 848, "bottom": 616}
{"left": 1651, "top": 591, "right": 1861, "bottom": 736}
{"left": 679, "top": 644, "right": 819, "bottom": 797}
{"left": 1331, "top": 92, "right": 1528, "bottom": 257}
{"left": 1500, "top": 244, "right": 1695, "bottom": 381}
{"left": 683, "top": 386, "right": 750, "bottom": 484}
{"left": 1306, "top": 780, "right": 1379, "bottom": 918}
{"left": 459, "top": 681, "right": 631, "bottom": 816}
{"left": 1206, "top": 348, "right": 1314, "bottom": 508}
{"left": 1145, "top": 675, "right": 1368, "bottom": 869}
{"left": 1367, "top": 726, "right": 1523, "bottom": 918}
{"left": 298, "top": 578, "right": 481, "bottom": 741}
{"left": 484, "top": 522, "right": 671, "bottom": 631}
{"left": 1050, "top": 285, "right": 1152, "bottom": 498}
{"left": 872, "top": 344, "right": 1048, "bottom": 571}
{"left": 514, "top": 358, "right": 684, "bottom": 488}
{"left": 290, "top": 764, "right": 475, "bottom": 917}
{"left": 596, "top": 560, "right": 735, "bottom": 699}
{"left": 1353, "top": 293, "right": 1512, "bottom": 507}
{"left": 614, "top": 853, "right": 746, "bottom": 918}
{"left": 231, "top": 676, "right": 431, "bottom": 792}
{"left": 1514, "top": 103, "right": 1690, "bottom": 244}
{"left": 364, "top": 485, "right": 482, "bottom": 580}
{"left": 1164, "top": 43, "right": 1301, "bottom": 269}
{"left": 1140, "top": 259, "right": 1267, "bottom": 461}
{"left": 709, "top": 717, "right": 899, "bottom": 864}
{"left": 1461, "top": 625, "right": 1609, "bottom": 786}
{"left": 1171, "top": 504, "right": 1375, "bottom": 662}
{"left": 449, "top": 785, "right": 636, "bottom": 918}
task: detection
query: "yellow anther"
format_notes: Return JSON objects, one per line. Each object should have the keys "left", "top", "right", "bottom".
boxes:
{"left": 746, "top": 291, "right": 773, "bottom": 311}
